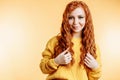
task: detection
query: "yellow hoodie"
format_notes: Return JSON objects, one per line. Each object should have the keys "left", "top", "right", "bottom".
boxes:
{"left": 40, "top": 36, "right": 101, "bottom": 80}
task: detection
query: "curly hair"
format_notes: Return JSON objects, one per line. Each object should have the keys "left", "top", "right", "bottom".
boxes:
{"left": 54, "top": 1, "right": 97, "bottom": 67}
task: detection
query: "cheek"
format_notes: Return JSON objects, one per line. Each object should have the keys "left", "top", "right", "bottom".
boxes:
{"left": 80, "top": 19, "right": 86, "bottom": 25}
{"left": 68, "top": 20, "right": 73, "bottom": 25}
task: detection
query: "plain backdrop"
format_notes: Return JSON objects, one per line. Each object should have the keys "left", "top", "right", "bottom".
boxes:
{"left": 0, "top": 0, "right": 120, "bottom": 80}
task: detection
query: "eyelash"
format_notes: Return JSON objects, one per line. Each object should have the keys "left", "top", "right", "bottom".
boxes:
{"left": 78, "top": 16, "right": 84, "bottom": 19}
{"left": 68, "top": 16, "right": 84, "bottom": 19}
{"left": 68, "top": 16, "right": 73, "bottom": 19}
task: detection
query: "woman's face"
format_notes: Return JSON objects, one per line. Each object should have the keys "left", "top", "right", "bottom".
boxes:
{"left": 68, "top": 7, "right": 86, "bottom": 33}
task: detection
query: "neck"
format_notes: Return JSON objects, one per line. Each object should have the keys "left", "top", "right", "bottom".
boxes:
{"left": 73, "top": 32, "right": 81, "bottom": 38}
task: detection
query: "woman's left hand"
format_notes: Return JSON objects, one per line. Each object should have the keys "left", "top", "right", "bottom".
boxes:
{"left": 84, "top": 53, "right": 99, "bottom": 69}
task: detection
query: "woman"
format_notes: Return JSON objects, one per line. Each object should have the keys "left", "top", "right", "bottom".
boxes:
{"left": 40, "top": 1, "right": 101, "bottom": 80}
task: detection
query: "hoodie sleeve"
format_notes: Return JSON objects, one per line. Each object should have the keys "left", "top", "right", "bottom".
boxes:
{"left": 40, "top": 36, "right": 59, "bottom": 74}
{"left": 87, "top": 45, "right": 102, "bottom": 80}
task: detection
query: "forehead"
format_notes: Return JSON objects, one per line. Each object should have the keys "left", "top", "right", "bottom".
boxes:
{"left": 69, "top": 7, "right": 85, "bottom": 16}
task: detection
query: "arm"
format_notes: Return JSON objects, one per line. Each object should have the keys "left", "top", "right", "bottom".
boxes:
{"left": 86, "top": 46, "right": 102, "bottom": 80}
{"left": 40, "top": 37, "right": 59, "bottom": 74}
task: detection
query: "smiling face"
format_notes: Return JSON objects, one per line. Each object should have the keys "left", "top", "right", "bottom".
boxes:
{"left": 68, "top": 7, "right": 86, "bottom": 34}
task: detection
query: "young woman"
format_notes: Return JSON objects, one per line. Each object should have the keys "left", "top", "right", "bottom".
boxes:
{"left": 40, "top": 1, "right": 101, "bottom": 80}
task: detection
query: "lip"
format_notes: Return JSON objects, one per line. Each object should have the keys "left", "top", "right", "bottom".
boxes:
{"left": 73, "top": 25, "right": 79, "bottom": 27}
{"left": 73, "top": 26, "right": 79, "bottom": 29}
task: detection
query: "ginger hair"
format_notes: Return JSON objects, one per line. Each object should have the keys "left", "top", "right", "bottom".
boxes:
{"left": 54, "top": 1, "right": 97, "bottom": 67}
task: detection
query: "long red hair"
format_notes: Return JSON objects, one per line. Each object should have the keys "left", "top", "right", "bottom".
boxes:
{"left": 54, "top": 1, "right": 97, "bottom": 67}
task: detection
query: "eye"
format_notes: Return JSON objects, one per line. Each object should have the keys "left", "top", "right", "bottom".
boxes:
{"left": 78, "top": 16, "right": 84, "bottom": 19}
{"left": 68, "top": 16, "right": 74, "bottom": 20}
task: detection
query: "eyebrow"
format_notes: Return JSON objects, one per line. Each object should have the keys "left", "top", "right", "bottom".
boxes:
{"left": 78, "top": 15, "right": 85, "bottom": 17}
{"left": 68, "top": 15, "right": 85, "bottom": 17}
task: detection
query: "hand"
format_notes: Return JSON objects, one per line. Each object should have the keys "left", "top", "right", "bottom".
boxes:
{"left": 84, "top": 52, "right": 99, "bottom": 69}
{"left": 54, "top": 48, "right": 72, "bottom": 65}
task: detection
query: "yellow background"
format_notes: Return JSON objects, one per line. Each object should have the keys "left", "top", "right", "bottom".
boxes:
{"left": 0, "top": 0, "right": 120, "bottom": 80}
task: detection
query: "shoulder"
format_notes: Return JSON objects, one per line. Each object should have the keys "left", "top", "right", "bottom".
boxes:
{"left": 96, "top": 44, "right": 101, "bottom": 57}
{"left": 47, "top": 36, "right": 58, "bottom": 44}
{"left": 96, "top": 44, "right": 100, "bottom": 50}
{"left": 46, "top": 36, "right": 58, "bottom": 48}
{"left": 43, "top": 36, "right": 58, "bottom": 54}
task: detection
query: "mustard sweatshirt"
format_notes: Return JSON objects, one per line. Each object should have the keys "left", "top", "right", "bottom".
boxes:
{"left": 40, "top": 36, "right": 101, "bottom": 80}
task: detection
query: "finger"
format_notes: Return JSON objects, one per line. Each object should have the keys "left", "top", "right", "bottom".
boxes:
{"left": 84, "top": 58, "right": 90, "bottom": 64}
{"left": 69, "top": 57, "right": 72, "bottom": 60}
{"left": 65, "top": 58, "right": 70, "bottom": 64}
{"left": 84, "top": 61, "right": 90, "bottom": 68}
{"left": 64, "top": 52, "right": 71, "bottom": 57}
{"left": 85, "top": 56, "right": 91, "bottom": 62}
{"left": 86, "top": 53, "right": 94, "bottom": 60}
{"left": 67, "top": 57, "right": 72, "bottom": 61}
{"left": 87, "top": 53, "right": 92, "bottom": 57}
{"left": 65, "top": 56, "right": 71, "bottom": 61}
{"left": 65, "top": 56, "right": 72, "bottom": 61}
{"left": 66, "top": 61, "right": 70, "bottom": 64}
{"left": 61, "top": 48, "right": 70, "bottom": 55}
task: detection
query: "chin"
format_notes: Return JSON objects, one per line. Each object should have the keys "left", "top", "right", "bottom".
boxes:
{"left": 73, "top": 29, "right": 82, "bottom": 33}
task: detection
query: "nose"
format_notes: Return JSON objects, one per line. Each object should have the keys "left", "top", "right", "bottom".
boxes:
{"left": 73, "top": 18, "right": 79, "bottom": 25}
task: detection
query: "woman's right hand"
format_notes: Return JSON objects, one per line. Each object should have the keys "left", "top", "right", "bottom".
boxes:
{"left": 54, "top": 48, "right": 72, "bottom": 65}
